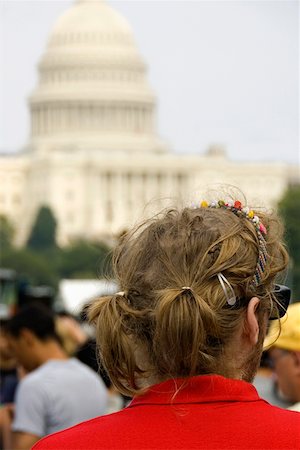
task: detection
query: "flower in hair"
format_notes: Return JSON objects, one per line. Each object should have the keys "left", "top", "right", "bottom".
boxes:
{"left": 197, "top": 198, "right": 269, "bottom": 286}
{"left": 259, "top": 223, "right": 267, "bottom": 234}
{"left": 199, "top": 199, "right": 267, "bottom": 236}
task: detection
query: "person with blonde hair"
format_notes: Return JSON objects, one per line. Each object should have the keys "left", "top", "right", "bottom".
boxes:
{"left": 34, "top": 199, "right": 299, "bottom": 450}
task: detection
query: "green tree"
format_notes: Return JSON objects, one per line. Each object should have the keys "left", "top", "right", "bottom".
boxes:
{"left": 1, "top": 247, "right": 59, "bottom": 288}
{"left": 0, "top": 215, "right": 14, "bottom": 251}
{"left": 27, "top": 206, "right": 58, "bottom": 251}
{"left": 278, "top": 184, "right": 300, "bottom": 299}
{"left": 59, "top": 239, "right": 112, "bottom": 279}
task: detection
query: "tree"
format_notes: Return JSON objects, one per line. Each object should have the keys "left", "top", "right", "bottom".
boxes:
{"left": 0, "top": 215, "right": 14, "bottom": 251}
{"left": 27, "top": 206, "right": 58, "bottom": 251}
{"left": 1, "top": 247, "right": 59, "bottom": 288}
{"left": 59, "top": 239, "right": 112, "bottom": 279}
{"left": 2, "top": 203, "right": 112, "bottom": 293}
{"left": 278, "top": 184, "right": 300, "bottom": 299}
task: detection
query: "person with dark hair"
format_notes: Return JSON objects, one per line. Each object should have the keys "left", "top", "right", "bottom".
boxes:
{"left": 0, "top": 320, "right": 19, "bottom": 449}
{"left": 34, "top": 199, "right": 299, "bottom": 449}
{"left": 4, "top": 304, "right": 108, "bottom": 450}
{"left": 0, "top": 320, "right": 18, "bottom": 405}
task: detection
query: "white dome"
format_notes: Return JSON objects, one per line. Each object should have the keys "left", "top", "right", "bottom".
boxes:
{"left": 51, "top": 0, "right": 133, "bottom": 40}
{"left": 29, "top": 0, "right": 167, "bottom": 154}
{"left": 45, "top": 0, "right": 140, "bottom": 63}
{"left": 41, "top": 0, "right": 144, "bottom": 70}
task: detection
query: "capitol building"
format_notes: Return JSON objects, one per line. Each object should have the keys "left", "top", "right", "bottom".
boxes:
{"left": 0, "top": 0, "right": 298, "bottom": 246}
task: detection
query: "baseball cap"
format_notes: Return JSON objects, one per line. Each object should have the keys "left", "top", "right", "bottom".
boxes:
{"left": 264, "top": 302, "right": 300, "bottom": 351}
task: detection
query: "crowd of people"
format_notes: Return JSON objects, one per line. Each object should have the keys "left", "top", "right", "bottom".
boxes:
{"left": 0, "top": 197, "right": 299, "bottom": 449}
{"left": 0, "top": 305, "right": 126, "bottom": 450}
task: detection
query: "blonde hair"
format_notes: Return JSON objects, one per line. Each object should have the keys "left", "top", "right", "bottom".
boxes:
{"left": 55, "top": 316, "right": 87, "bottom": 356}
{"left": 89, "top": 205, "right": 288, "bottom": 396}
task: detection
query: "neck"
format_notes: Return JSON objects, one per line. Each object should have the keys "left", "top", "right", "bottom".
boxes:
{"left": 35, "top": 340, "right": 68, "bottom": 367}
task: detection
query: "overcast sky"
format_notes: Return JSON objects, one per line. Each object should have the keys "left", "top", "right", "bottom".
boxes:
{"left": 0, "top": 0, "right": 299, "bottom": 163}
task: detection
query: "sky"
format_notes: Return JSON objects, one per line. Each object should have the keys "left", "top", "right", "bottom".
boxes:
{"left": 0, "top": 0, "right": 299, "bottom": 163}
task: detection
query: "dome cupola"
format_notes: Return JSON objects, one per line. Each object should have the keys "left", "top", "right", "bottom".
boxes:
{"left": 29, "top": 0, "right": 166, "bottom": 154}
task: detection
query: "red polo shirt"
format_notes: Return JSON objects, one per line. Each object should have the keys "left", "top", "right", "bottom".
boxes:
{"left": 33, "top": 374, "right": 300, "bottom": 449}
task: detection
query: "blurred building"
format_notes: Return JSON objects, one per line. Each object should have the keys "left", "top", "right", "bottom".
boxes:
{"left": 0, "top": 0, "right": 298, "bottom": 245}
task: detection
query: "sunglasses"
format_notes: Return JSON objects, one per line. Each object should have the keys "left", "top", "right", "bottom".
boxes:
{"left": 227, "top": 284, "right": 291, "bottom": 319}
{"left": 269, "top": 284, "right": 291, "bottom": 320}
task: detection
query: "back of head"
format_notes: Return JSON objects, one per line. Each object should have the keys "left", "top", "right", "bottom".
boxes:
{"left": 89, "top": 201, "right": 289, "bottom": 395}
{"left": 6, "top": 304, "right": 58, "bottom": 342}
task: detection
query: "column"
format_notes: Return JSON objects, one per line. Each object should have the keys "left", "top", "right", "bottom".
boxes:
{"left": 44, "top": 106, "right": 49, "bottom": 134}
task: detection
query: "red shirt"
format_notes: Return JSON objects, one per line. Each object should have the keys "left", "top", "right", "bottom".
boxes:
{"left": 33, "top": 374, "right": 300, "bottom": 449}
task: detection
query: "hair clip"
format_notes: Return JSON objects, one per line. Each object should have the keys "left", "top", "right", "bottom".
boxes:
{"left": 217, "top": 273, "right": 236, "bottom": 306}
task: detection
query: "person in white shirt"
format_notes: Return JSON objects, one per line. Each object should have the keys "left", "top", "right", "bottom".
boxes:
{"left": 5, "top": 304, "right": 108, "bottom": 450}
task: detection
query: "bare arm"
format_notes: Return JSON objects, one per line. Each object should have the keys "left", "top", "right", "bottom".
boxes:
{"left": 1, "top": 404, "right": 14, "bottom": 450}
{"left": 12, "top": 431, "right": 40, "bottom": 450}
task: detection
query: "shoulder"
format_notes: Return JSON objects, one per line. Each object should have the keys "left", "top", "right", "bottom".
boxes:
{"left": 263, "top": 405, "right": 300, "bottom": 447}
{"left": 64, "top": 358, "right": 96, "bottom": 377}
{"left": 14, "top": 370, "right": 48, "bottom": 413}
{"left": 254, "top": 400, "right": 300, "bottom": 436}
{"left": 16, "top": 369, "right": 45, "bottom": 395}
{"left": 32, "top": 411, "right": 128, "bottom": 450}
{"left": 15, "top": 363, "right": 61, "bottom": 402}
{"left": 68, "top": 358, "right": 96, "bottom": 373}
{"left": 268, "top": 403, "right": 300, "bottom": 423}
{"left": 68, "top": 359, "right": 107, "bottom": 385}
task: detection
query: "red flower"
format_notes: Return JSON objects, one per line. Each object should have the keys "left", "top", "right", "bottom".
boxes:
{"left": 234, "top": 200, "right": 242, "bottom": 209}
{"left": 259, "top": 223, "right": 267, "bottom": 235}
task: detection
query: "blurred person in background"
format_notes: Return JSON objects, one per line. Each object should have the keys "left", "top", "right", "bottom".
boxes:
{"left": 253, "top": 349, "right": 293, "bottom": 409}
{"left": 33, "top": 199, "right": 299, "bottom": 450}
{"left": 55, "top": 308, "right": 124, "bottom": 413}
{"left": 55, "top": 312, "right": 88, "bottom": 357}
{"left": 75, "top": 305, "right": 125, "bottom": 413}
{"left": 264, "top": 302, "right": 300, "bottom": 412}
{"left": 0, "top": 320, "right": 18, "bottom": 449}
{"left": 0, "top": 320, "right": 18, "bottom": 406}
{"left": 4, "top": 304, "right": 108, "bottom": 450}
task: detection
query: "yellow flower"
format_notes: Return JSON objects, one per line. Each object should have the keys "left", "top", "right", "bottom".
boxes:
{"left": 248, "top": 210, "right": 254, "bottom": 218}
{"left": 201, "top": 200, "right": 208, "bottom": 208}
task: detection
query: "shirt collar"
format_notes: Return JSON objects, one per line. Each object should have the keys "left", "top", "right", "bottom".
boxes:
{"left": 129, "top": 374, "right": 260, "bottom": 407}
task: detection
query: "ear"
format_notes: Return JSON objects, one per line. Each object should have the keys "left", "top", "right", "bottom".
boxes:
{"left": 292, "top": 351, "right": 300, "bottom": 373}
{"left": 244, "top": 297, "right": 261, "bottom": 346}
{"left": 20, "top": 328, "right": 36, "bottom": 346}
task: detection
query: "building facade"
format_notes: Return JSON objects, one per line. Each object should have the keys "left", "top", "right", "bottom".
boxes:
{"left": 0, "top": 0, "right": 298, "bottom": 245}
